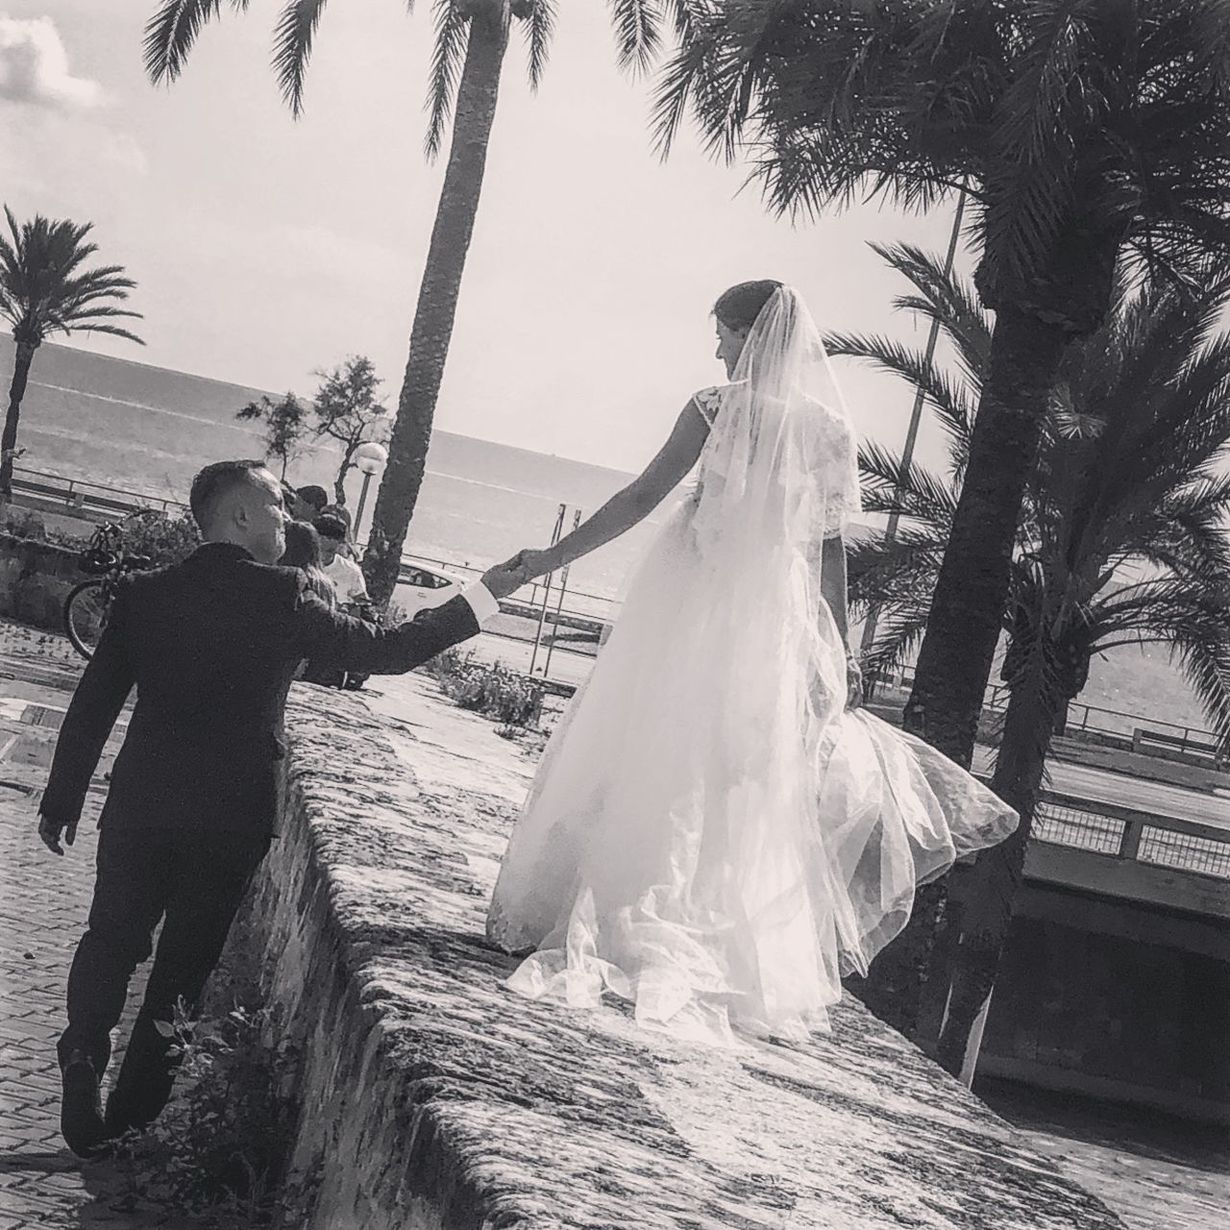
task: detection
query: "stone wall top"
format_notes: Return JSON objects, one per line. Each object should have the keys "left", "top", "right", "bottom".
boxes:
{"left": 258, "top": 676, "right": 1125, "bottom": 1230}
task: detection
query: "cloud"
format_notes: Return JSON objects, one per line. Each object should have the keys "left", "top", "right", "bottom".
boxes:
{"left": 0, "top": 16, "right": 103, "bottom": 110}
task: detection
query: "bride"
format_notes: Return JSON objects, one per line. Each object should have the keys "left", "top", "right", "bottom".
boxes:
{"left": 488, "top": 282, "right": 1017, "bottom": 1048}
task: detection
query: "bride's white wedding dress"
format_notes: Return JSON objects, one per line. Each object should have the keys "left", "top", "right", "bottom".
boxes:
{"left": 486, "top": 289, "right": 1017, "bottom": 1048}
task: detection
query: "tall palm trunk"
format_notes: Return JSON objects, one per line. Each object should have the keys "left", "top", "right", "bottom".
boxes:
{"left": 934, "top": 659, "right": 1059, "bottom": 1077}
{"left": 854, "top": 304, "right": 1069, "bottom": 1044}
{"left": 363, "top": 3, "right": 510, "bottom": 604}
{"left": 1, "top": 339, "right": 36, "bottom": 499}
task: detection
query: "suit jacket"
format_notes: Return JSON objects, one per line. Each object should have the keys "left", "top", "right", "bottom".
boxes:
{"left": 40, "top": 542, "right": 479, "bottom": 837}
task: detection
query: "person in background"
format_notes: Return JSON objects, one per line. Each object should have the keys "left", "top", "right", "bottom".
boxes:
{"left": 292, "top": 485, "right": 329, "bottom": 523}
{"left": 279, "top": 519, "right": 342, "bottom": 685}
{"left": 279, "top": 520, "right": 335, "bottom": 609}
{"left": 315, "top": 514, "right": 369, "bottom": 611}
{"left": 318, "top": 500, "right": 358, "bottom": 559}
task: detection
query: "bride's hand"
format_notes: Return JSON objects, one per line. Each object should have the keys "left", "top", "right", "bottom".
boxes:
{"left": 845, "top": 652, "right": 864, "bottom": 710}
{"left": 516, "top": 548, "right": 559, "bottom": 581}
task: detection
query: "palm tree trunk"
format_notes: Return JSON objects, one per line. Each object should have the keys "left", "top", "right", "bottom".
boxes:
{"left": 1, "top": 340, "right": 36, "bottom": 500}
{"left": 854, "top": 304, "right": 1068, "bottom": 1044}
{"left": 934, "top": 663, "right": 1059, "bottom": 1078}
{"left": 362, "top": 3, "right": 510, "bottom": 605}
{"left": 902, "top": 304, "right": 1069, "bottom": 765}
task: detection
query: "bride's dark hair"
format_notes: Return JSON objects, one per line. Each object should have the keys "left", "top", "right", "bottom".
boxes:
{"left": 713, "top": 280, "right": 783, "bottom": 333}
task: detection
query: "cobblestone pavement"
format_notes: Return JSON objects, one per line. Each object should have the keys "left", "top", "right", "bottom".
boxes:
{"left": 0, "top": 636, "right": 167, "bottom": 1228}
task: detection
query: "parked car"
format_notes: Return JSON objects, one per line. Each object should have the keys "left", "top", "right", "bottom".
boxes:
{"left": 393, "top": 562, "right": 465, "bottom": 617}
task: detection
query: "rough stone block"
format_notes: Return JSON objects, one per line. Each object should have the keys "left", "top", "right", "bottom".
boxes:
{"left": 240, "top": 685, "right": 1125, "bottom": 1230}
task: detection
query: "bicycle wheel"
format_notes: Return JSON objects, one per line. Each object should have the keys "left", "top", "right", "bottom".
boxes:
{"left": 64, "top": 579, "right": 108, "bottom": 660}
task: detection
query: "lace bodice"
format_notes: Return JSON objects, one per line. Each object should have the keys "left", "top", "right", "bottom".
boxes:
{"left": 689, "top": 383, "right": 861, "bottom": 538}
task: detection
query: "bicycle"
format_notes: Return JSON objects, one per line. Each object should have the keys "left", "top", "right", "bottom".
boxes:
{"left": 63, "top": 520, "right": 155, "bottom": 660}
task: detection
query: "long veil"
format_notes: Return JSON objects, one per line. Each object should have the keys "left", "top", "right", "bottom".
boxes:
{"left": 488, "top": 286, "right": 1017, "bottom": 1046}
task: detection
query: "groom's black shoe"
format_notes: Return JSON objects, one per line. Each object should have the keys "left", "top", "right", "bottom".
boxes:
{"left": 60, "top": 1050, "right": 110, "bottom": 1158}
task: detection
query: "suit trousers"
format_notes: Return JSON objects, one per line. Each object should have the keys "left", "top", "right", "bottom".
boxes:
{"left": 57, "top": 823, "right": 269, "bottom": 1130}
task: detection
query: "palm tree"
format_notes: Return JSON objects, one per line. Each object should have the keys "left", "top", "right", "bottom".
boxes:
{"left": 0, "top": 207, "right": 143, "bottom": 498}
{"left": 144, "top": 0, "right": 681, "bottom": 604}
{"left": 655, "top": 0, "right": 1230, "bottom": 1041}
{"left": 835, "top": 243, "right": 1230, "bottom": 1075}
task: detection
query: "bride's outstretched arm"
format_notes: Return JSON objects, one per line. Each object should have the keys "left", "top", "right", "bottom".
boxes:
{"left": 519, "top": 400, "right": 710, "bottom": 576}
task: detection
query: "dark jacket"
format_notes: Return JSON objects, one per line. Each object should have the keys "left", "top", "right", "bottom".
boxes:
{"left": 40, "top": 542, "right": 478, "bottom": 837}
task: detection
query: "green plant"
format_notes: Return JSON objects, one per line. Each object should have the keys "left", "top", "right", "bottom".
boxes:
{"left": 311, "top": 356, "right": 391, "bottom": 506}
{"left": 108, "top": 905, "right": 315, "bottom": 1229}
{"left": 119, "top": 509, "right": 201, "bottom": 566}
{"left": 236, "top": 394, "right": 310, "bottom": 482}
{"left": 425, "top": 649, "right": 545, "bottom": 728}
{"left": 840, "top": 244, "right": 1230, "bottom": 1072}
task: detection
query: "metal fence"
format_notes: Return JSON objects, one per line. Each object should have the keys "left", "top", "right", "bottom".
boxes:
{"left": 12, "top": 465, "right": 189, "bottom": 516}
{"left": 1032, "top": 791, "right": 1230, "bottom": 881}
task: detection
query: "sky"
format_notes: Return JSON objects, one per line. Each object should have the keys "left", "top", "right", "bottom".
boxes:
{"left": 1, "top": 1, "right": 975, "bottom": 476}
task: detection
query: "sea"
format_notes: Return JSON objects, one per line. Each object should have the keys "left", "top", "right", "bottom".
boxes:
{"left": 0, "top": 341, "right": 1213, "bottom": 732}
{"left": 1, "top": 341, "right": 658, "bottom": 609}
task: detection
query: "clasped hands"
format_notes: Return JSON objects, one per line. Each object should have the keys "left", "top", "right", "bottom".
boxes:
{"left": 480, "top": 548, "right": 557, "bottom": 600}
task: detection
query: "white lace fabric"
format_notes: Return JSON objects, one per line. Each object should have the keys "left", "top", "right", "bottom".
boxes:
{"left": 487, "top": 288, "right": 1017, "bottom": 1048}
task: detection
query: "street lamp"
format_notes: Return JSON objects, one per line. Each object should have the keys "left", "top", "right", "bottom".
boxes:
{"left": 353, "top": 442, "right": 388, "bottom": 543}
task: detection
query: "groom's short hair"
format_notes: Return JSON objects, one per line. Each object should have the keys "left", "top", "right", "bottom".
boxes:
{"left": 190, "top": 459, "right": 269, "bottom": 530}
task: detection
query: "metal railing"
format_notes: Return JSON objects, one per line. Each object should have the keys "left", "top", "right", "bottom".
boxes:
{"left": 875, "top": 663, "right": 1224, "bottom": 765}
{"left": 12, "top": 465, "right": 189, "bottom": 516}
{"left": 1031, "top": 790, "right": 1230, "bottom": 881}
{"left": 983, "top": 683, "right": 1222, "bottom": 760}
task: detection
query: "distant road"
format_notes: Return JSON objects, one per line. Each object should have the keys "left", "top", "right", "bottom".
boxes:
{"left": 969, "top": 749, "right": 1230, "bottom": 830}
{"left": 464, "top": 638, "right": 1230, "bottom": 831}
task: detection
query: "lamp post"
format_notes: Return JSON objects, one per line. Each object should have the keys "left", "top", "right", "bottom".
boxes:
{"left": 353, "top": 442, "right": 388, "bottom": 543}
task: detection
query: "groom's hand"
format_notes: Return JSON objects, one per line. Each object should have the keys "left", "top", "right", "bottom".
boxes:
{"left": 38, "top": 813, "right": 77, "bottom": 856}
{"left": 481, "top": 555, "right": 530, "bottom": 601}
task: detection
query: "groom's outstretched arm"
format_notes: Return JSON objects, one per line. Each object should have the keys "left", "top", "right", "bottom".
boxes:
{"left": 40, "top": 581, "right": 136, "bottom": 852}
{"left": 291, "top": 564, "right": 517, "bottom": 675}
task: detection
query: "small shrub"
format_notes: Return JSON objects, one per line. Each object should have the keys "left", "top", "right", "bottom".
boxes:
{"left": 108, "top": 909, "right": 315, "bottom": 1228}
{"left": 0, "top": 505, "right": 47, "bottom": 540}
{"left": 120, "top": 509, "right": 201, "bottom": 566}
{"left": 423, "top": 650, "right": 545, "bottom": 729}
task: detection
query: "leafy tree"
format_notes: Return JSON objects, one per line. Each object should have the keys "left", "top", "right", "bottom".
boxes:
{"left": 311, "top": 356, "right": 390, "bottom": 506}
{"left": 836, "top": 242, "right": 1230, "bottom": 1072}
{"left": 0, "top": 207, "right": 142, "bottom": 498}
{"left": 235, "top": 392, "right": 309, "bottom": 480}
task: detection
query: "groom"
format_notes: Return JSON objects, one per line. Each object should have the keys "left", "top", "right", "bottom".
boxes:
{"left": 37, "top": 459, "right": 526, "bottom": 1157}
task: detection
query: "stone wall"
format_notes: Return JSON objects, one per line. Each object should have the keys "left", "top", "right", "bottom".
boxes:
{"left": 237, "top": 679, "right": 1125, "bottom": 1230}
{"left": 0, "top": 533, "right": 83, "bottom": 633}
{"left": 982, "top": 913, "right": 1230, "bottom": 1124}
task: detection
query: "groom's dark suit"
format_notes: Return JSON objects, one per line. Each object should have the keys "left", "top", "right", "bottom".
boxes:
{"left": 41, "top": 541, "right": 483, "bottom": 1133}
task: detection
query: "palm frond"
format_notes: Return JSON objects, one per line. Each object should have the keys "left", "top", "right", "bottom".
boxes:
{"left": 980, "top": 1, "right": 1091, "bottom": 284}
{"left": 521, "top": 0, "right": 558, "bottom": 89}
{"left": 829, "top": 330, "right": 975, "bottom": 472}
{"left": 868, "top": 240, "right": 991, "bottom": 387}
{"left": 858, "top": 441, "right": 957, "bottom": 527}
{"left": 144, "top": 0, "right": 248, "bottom": 83}
{"left": 425, "top": 0, "right": 470, "bottom": 160}
{"left": 607, "top": 0, "right": 666, "bottom": 76}
{"left": 272, "top": 0, "right": 329, "bottom": 116}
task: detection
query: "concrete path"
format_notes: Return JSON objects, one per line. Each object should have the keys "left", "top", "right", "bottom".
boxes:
{"left": 0, "top": 633, "right": 166, "bottom": 1228}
